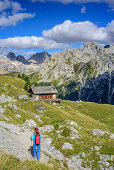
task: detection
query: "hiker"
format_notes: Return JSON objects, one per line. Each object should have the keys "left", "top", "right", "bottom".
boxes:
{"left": 32, "top": 128, "right": 41, "bottom": 161}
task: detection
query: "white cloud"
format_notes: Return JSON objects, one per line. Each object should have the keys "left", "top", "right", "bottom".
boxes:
{"left": 43, "top": 20, "right": 114, "bottom": 43}
{"left": 11, "top": 1, "right": 26, "bottom": 14}
{"left": 0, "top": 0, "right": 10, "bottom": 12}
{"left": 81, "top": 5, "right": 86, "bottom": 13}
{"left": 0, "top": 36, "right": 68, "bottom": 50}
{"left": 0, "top": 48, "right": 36, "bottom": 59}
{"left": 0, "top": 0, "right": 25, "bottom": 13}
{"left": 0, "top": 0, "right": 35, "bottom": 27}
{"left": 30, "top": 0, "right": 114, "bottom": 8}
{"left": 0, "top": 13, "right": 35, "bottom": 27}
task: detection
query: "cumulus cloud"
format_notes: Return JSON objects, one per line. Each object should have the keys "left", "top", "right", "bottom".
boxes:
{"left": 81, "top": 5, "right": 86, "bottom": 13}
{"left": 0, "top": 0, "right": 35, "bottom": 27}
{"left": 31, "top": 0, "right": 114, "bottom": 8}
{"left": 0, "top": 47, "right": 36, "bottom": 58}
{"left": 11, "top": 1, "right": 26, "bottom": 14}
{"left": 0, "top": 0, "right": 25, "bottom": 13}
{"left": 0, "top": 0, "right": 10, "bottom": 12}
{"left": 43, "top": 20, "right": 114, "bottom": 43}
{"left": 0, "top": 13, "right": 35, "bottom": 27}
{"left": 0, "top": 36, "right": 68, "bottom": 50}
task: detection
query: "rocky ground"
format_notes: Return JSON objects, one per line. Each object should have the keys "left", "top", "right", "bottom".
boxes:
{"left": 0, "top": 120, "right": 113, "bottom": 170}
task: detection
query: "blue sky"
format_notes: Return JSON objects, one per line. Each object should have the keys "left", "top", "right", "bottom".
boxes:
{"left": 0, "top": 0, "right": 114, "bottom": 58}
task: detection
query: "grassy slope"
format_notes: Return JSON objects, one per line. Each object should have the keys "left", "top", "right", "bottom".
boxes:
{"left": 0, "top": 151, "right": 63, "bottom": 170}
{"left": 0, "top": 76, "right": 114, "bottom": 169}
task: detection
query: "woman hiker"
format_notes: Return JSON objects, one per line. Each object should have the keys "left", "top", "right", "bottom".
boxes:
{"left": 32, "top": 128, "right": 41, "bottom": 161}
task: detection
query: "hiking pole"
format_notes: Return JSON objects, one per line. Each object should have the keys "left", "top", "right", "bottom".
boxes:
{"left": 29, "top": 137, "right": 33, "bottom": 160}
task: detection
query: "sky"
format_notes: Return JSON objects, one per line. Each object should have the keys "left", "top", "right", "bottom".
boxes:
{"left": 0, "top": 0, "right": 114, "bottom": 58}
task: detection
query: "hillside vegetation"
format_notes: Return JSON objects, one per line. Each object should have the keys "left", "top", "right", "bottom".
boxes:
{"left": 0, "top": 76, "right": 114, "bottom": 170}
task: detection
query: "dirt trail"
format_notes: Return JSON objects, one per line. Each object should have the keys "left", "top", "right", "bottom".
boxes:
{"left": 0, "top": 121, "right": 49, "bottom": 162}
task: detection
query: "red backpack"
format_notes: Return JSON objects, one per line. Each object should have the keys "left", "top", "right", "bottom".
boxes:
{"left": 35, "top": 134, "right": 41, "bottom": 145}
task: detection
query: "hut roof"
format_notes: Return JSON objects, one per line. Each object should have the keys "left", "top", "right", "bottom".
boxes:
{"left": 30, "top": 86, "right": 58, "bottom": 95}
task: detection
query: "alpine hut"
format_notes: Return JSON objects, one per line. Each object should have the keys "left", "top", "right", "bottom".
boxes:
{"left": 29, "top": 86, "right": 61, "bottom": 104}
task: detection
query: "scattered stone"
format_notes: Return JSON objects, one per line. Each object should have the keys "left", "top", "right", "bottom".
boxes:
{"left": 0, "top": 94, "right": 16, "bottom": 103}
{"left": 34, "top": 114, "right": 42, "bottom": 122}
{"left": 15, "top": 114, "right": 21, "bottom": 119}
{"left": 92, "top": 129, "right": 106, "bottom": 136}
{"left": 42, "top": 137, "right": 65, "bottom": 161}
{"left": 105, "top": 162, "right": 110, "bottom": 167}
{"left": 67, "top": 155, "right": 90, "bottom": 170}
{"left": 94, "top": 146, "right": 100, "bottom": 151}
{"left": 18, "top": 95, "right": 28, "bottom": 100}
{"left": 70, "top": 121, "right": 78, "bottom": 127}
{"left": 110, "top": 134, "right": 114, "bottom": 139}
{"left": 0, "top": 105, "right": 5, "bottom": 114}
{"left": 24, "top": 119, "right": 37, "bottom": 127}
{"left": 56, "top": 130, "right": 61, "bottom": 134}
{"left": 62, "top": 142, "right": 73, "bottom": 150}
{"left": 81, "top": 152, "right": 85, "bottom": 158}
{"left": 70, "top": 127, "right": 80, "bottom": 139}
{"left": 58, "top": 134, "right": 62, "bottom": 138}
{"left": 8, "top": 103, "right": 18, "bottom": 110}
{"left": 39, "top": 125, "right": 54, "bottom": 133}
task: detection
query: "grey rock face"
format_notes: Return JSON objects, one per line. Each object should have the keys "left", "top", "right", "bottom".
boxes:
{"left": 16, "top": 55, "right": 28, "bottom": 64}
{"left": 28, "top": 51, "right": 51, "bottom": 65}
{"left": 7, "top": 52, "right": 16, "bottom": 61}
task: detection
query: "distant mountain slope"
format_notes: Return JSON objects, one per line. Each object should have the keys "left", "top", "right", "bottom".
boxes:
{"left": 6, "top": 51, "right": 51, "bottom": 65}
{"left": 28, "top": 51, "right": 51, "bottom": 64}
{"left": 7, "top": 52, "right": 16, "bottom": 61}
{"left": 0, "top": 51, "right": 51, "bottom": 73}
{"left": 16, "top": 55, "right": 28, "bottom": 65}
{"left": 37, "top": 42, "right": 114, "bottom": 104}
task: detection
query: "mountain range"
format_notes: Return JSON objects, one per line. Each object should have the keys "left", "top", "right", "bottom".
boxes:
{"left": 0, "top": 42, "right": 114, "bottom": 104}
{"left": 7, "top": 51, "right": 51, "bottom": 65}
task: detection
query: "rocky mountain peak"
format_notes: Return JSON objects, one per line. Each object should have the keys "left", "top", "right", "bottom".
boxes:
{"left": 16, "top": 55, "right": 28, "bottom": 65}
{"left": 28, "top": 51, "right": 51, "bottom": 64}
{"left": 7, "top": 52, "right": 16, "bottom": 61}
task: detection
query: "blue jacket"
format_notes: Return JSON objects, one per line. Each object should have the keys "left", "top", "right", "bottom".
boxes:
{"left": 32, "top": 132, "right": 41, "bottom": 144}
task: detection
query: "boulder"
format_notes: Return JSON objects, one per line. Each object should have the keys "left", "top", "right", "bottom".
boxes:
{"left": 70, "top": 121, "right": 78, "bottom": 127}
{"left": 0, "top": 94, "right": 16, "bottom": 103}
{"left": 94, "top": 146, "right": 100, "bottom": 151}
{"left": 15, "top": 114, "right": 21, "bottom": 119}
{"left": 92, "top": 129, "right": 106, "bottom": 136}
{"left": 62, "top": 142, "right": 73, "bottom": 150}
{"left": 24, "top": 119, "right": 37, "bottom": 127}
{"left": 8, "top": 103, "right": 18, "bottom": 110}
{"left": 39, "top": 125, "right": 54, "bottom": 133}
{"left": 0, "top": 105, "right": 5, "bottom": 114}
{"left": 110, "top": 134, "right": 114, "bottom": 139}
{"left": 18, "top": 95, "right": 28, "bottom": 100}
